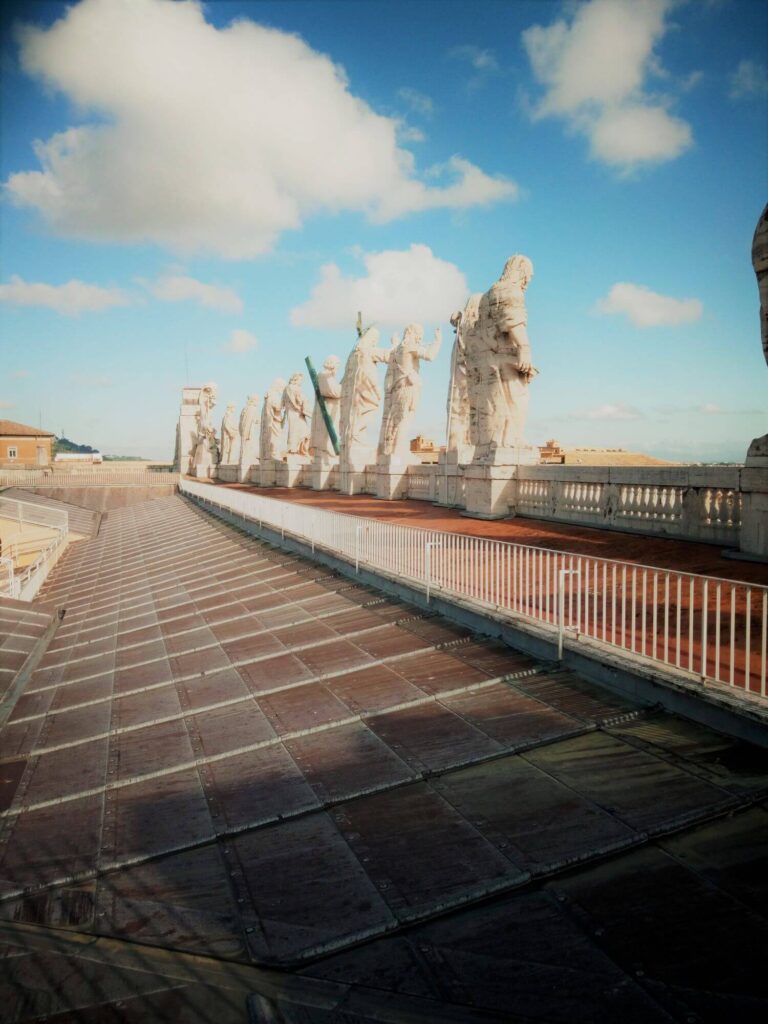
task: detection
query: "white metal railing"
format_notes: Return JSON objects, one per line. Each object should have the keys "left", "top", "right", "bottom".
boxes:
{"left": 0, "top": 495, "right": 70, "bottom": 601}
{"left": 180, "top": 478, "right": 768, "bottom": 703}
{"left": 12, "top": 530, "right": 69, "bottom": 600}
{"left": 0, "top": 556, "right": 16, "bottom": 598}
{"left": 0, "top": 495, "right": 68, "bottom": 533}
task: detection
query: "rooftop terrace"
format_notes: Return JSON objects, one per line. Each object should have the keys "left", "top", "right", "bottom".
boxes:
{"left": 0, "top": 491, "right": 766, "bottom": 1022}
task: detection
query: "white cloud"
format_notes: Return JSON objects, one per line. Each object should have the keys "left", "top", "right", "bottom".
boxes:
{"left": 589, "top": 104, "right": 691, "bottom": 166}
{"left": 0, "top": 401, "right": 15, "bottom": 410}
{"left": 291, "top": 244, "right": 467, "bottom": 329}
{"left": 224, "top": 328, "right": 258, "bottom": 353}
{"left": 144, "top": 274, "right": 242, "bottom": 312}
{"left": 570, "top": 403, "right": 645, "bottom": 421}
{"left": 700, "top": 403, "right": 722, "bottom": 415}
{"left": 397, "top": 87, "right": 433, "bottom": 116}
{"left": 522, "top": 0, "right": 693, "bottom": 171}
{"left": 594, "top": 282, "right": 702, "bottom": 327}
{"left": 397, "top": 124, "right": 426, "bottom": 144}
{"left": 10, "top": 370, "right": 30, "bottom": 379}
{"left": 5, "top": 0, "right": 516, "bottom": 259}
{"left": 0, "top": 274, "right": 131, "bottom": 315}
{"left": 449, "top": 45, "right": 498, "bottom": 73}
{"left": 729, "top": 59, "right": 768, "bottom": 100}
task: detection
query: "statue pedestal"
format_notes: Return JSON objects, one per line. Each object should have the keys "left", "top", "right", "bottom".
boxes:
{"left": 340, "top": 448, "right": 374, "bottom": 496}
{"left": 259, "top": 459, "right": 280, "bottom": 487}
{"left": 191, "top": 462, "right": 218, "bottom": 480}
{"left": 376, "top": 453, "right": 415, "bottom": 500}
{"left": 738, "top": 435, "right": 768, "bottom": 560}
{"left": 435, "top": 449, "right": 473, "bottom": 507}
{"left": 309, "top": 454, "right": 339, "bottom": 491}
{"left": 277, "top": 455, "right": 310, "bottom": 488}
{"left": 217, "top": 463, "right": 239, "bottom": 483}
{"left": 239, "top": 453, "right": 259, "bottom": 483}
{"left": 463, "top": 445, "right": 539, "bottom": 519}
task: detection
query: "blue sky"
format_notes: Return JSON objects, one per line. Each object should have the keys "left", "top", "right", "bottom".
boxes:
{"left": 1, "top": 0, "right": 766, "bottom": 461}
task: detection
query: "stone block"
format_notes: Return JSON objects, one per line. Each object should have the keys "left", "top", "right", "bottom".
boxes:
{"left": 462, "top": 463, "right": 517, "bottom": 519}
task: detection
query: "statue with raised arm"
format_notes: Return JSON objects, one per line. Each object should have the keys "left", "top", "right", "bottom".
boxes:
{"left": 259, "top": 378, "right": 286, "bottom": 461}
{"left": 282, "top": 373, "right": 311, "bottom": 456}
{"left": 309, "top": 355, "right": 342, "bottom": 458}
{"left": 220, "top": 403, "right": 239, "bottom": 464}
{"left": 338, "top": 326, "right": 391, "bottom": 454}
{"left": 378, "top": 324, "right": 442, "bottom": 457}
{"left": 464, "top": 254, "right": 537, "bottom": 458}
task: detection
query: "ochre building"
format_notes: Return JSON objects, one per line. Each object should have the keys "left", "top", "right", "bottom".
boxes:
{"left": 0, "top": 420, "right": 55, "bottom": 467}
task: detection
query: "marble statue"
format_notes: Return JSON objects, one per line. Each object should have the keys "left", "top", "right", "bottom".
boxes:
{"left": 378, "top": 324, "right": 442, "bottom": 457}
{"left": 309, "top": 355, "right": 342, "bottom": 458}
{"left": 220, "top": 403, "right": 238, "bottom": 464}
{"left": 239, "top": 394, "right": 260, "bottom": 468}
{"left": 754, "top": 203, "right": 768, "bottom": 368}
{"left": 463, "top": 254, "right": 537, "bottom": 457}
{"left": 447, "top": 294, "right": 481, "bottom": 452}
{"left": 739, "top": 203, "right": 768, "bottom": 558}
{"left": 189, "top": 381, "right": 219, "bottom": 474}
{"left": 283, "top": 373, "right": 311, "bottom": 456}
{"left": 198, "top": 383, "right": 217, "bottom": 430}
{"left": 191, "top": 424, "right": 218, "bottom": 474}
{"left": 338, "top": 326, "right": 391, "bottom": 453}
{"left": 259, "top": 378, "right": 286, "bottom": 461}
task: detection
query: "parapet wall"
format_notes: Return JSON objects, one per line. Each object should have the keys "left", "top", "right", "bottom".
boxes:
{"left": 314, "top": 462, "right": 742, "bottom": 547}
{"left": 16, "top": 484, "right": 177, "bottom": 512}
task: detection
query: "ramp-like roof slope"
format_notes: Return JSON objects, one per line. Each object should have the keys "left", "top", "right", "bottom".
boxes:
{"left": 0, "top": 495, "right": 765, "bottom": 1022}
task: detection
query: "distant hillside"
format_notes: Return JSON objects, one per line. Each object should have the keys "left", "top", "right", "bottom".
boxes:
{"left": 54, "top": 436, "right": 98, "bottom": 455}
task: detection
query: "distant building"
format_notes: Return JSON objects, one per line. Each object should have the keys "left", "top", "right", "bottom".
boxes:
{"left": 54, "top": 452, "right": 103, "bottom": 464}
{"left": 0, "top": 420, "right": 55, "bottom": 467}
{"left": 410, "top": 435, "right": 444, "bottom": 464}
{"left": 537, "top": 439, "right": 678, "bottom": 467}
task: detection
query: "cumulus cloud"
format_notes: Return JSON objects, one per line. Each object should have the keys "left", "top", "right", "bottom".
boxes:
{"left": 0, "top": 274, "right": 131, "bottom": 315}
{"left": 522, "top": 0, "right": 692, "bottom": 171}
{"left": 397, "top": 87, "right": 433, "bottom": 116}
{"left": 729, "top": 59, "right": 768, "bottom": 100}
{"left": 143, "top": 274, "right": 242, "bottom": 313}
{"left": 5, "top": 0, "right": 516, "bottom": 259}
{"left": 291, "top": 244, "right": 467, "bottom": 329}
{"left": 570, "top": 403, "right": 645, "bottom": 421}
{"left": 449, "top": 45, "right": 499, "bottom": 73}
{"left": 594, "top": 282, "right": 703, "bottom": 327}
{"left": 224, "top": 329, "right": 258, "bottom": 353}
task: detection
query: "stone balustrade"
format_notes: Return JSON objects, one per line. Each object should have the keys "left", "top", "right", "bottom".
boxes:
{"left": 390, "top": 463, "right": 744, "bottom": 547}
{"left": 221, "top": 460, "right": 748, "bottom": 549}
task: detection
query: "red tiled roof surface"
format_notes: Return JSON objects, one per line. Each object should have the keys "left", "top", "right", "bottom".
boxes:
{"left": 0, "top": 419, "right": 55, "bottom": 438}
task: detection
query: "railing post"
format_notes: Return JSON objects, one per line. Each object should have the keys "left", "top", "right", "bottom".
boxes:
{"left": 425, "top": 540, "right": 441, "bottom": 603}
{"left": 558, "top": 568, "right": 580, "bottom": 661}
{"left": 355, "top": 524, "right": 364, "bottom": 573}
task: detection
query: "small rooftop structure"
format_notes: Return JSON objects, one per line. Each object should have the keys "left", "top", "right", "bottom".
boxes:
{"left": 539, "top": 438, "right": 678, "bottom": 466}
{"left": 410, "top": 434, "right": 443, "bottom": 464}
{"left": 0, "top": 419, "right": 55, "bottom": 468}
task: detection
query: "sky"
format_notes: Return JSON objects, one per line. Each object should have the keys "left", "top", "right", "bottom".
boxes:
{"left": 1, "top": 0, "right": 766, "bottom": 462}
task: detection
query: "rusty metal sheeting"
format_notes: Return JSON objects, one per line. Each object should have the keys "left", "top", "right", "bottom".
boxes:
{"left": 0, "top": 494, "right": 766, "bottom": 1022}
